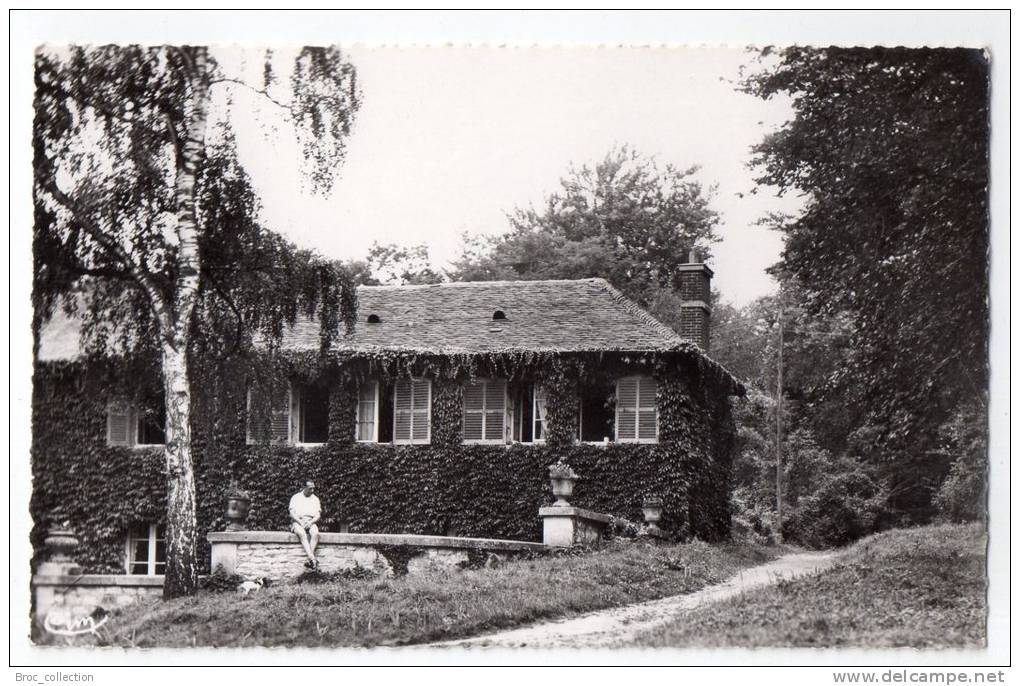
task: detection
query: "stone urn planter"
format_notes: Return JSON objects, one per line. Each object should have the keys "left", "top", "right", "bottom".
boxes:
{"left": 39, "top": 521, "right": 81, "bottom": 575}
{"left": 548, "top": 461, "right": 579, "bottom": 507}
{"left": 225, "top": 484, "right": 252, "bottom": 532}
{"left": 641, "top": 496, "right": 664, "bottom": 537}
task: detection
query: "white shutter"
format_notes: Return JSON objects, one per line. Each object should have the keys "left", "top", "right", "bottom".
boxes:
{"left": 411, "top": 380, "right": 430, "bottom": 442}
{"left": 463, "top": 379, "right": 506, "bottom": 443}
{"left": 108, "top": 403, "right": 133, "bottom": 446}
{"left": 616, "top": 378, "right": 638, "bottom": 442}
{"left": 271, "top": 387, "right": 292, "bottom": 444}
{"left": 394, "top": 380, "right": 413, "bottom": 442}
{"left": 484, "top": 380, "right": 506, "bottom": 441}
{"left": 463, "top": 383, "right": 485, "bottom": 441}
{"left": 637, "top": 377, "right": 658, "bottom": 441}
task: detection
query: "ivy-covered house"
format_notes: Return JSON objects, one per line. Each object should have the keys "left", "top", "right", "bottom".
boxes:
{"left": 32, "top": 258, "right": 743, "bottom": 575}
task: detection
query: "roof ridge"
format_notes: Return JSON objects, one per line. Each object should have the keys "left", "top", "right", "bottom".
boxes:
{"left": 357, "top": 278, "right": 606, "bottom": 291}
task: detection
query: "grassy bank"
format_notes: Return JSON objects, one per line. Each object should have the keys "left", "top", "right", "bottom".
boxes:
{"left": 632, "top": 523, "right": 987, "bottom": 648}
{"left": 45, "top": 538, "right": 782, "bottom": 648}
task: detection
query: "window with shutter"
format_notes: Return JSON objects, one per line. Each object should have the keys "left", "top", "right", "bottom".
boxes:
{"left": 637, "top": 376, "right": 658, "bottom": 441}
{"left": 107, "top": 402, "right": 133, "bottom": 446}
{"left": 463, "top": 379, "right": 506, "bottom": 444}
{"left": 616, "top": 375, "right": 658, "bottom": 443}
{"left": 394, "top": 379, "right": 431, "bottom": 444}
{"left": 270, "top": 387, "right": 292, "bottom": 444}
{"left": 246, "top": 385, "right": 292, "bottom": 445}
{"left": 356, "top": 381, "right": 379, "bottom": 442}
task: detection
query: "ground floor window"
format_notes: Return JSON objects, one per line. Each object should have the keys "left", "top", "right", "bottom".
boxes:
{"left": 356, "top": 381, "right": 379, "bottom": 442}
{"left": 107, "top": 396, "right": 166, "bottom": 447}
{"left": 579, "top": 380, "right": 616, "bottom": 443}
{"left": 463, "top": 378, "right": 507, "bottom": 443}
{"left": 616, "top": 375, "right": 658, "bottom": 443}
{"left": 295, "top": 383, "right": 330, "bottom": 444}
{"left": 126, "top": 523, "right": 166, "bottom": 575}
{"left": 394, "top": 378, "right": 431, "bottom": 444}
{"left": 512, "top": 384, "right": 546, "bottom": 443}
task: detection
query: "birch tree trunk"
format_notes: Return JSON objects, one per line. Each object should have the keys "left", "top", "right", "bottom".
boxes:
{"left": 161, "top": 46, "right": 210, "bottom": 598}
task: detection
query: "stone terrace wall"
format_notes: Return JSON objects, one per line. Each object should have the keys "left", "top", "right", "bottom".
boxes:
{"left": 209, "top": 531, "right": 549, "bottom": 579}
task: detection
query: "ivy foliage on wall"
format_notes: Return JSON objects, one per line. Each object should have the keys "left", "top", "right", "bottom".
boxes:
{"left": 31, "top": 350, "right": 739, "bottom": 573}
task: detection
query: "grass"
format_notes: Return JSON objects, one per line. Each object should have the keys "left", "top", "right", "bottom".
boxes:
{"left": 42, "top": 538, "right": 783, "bottom": 648}
{"left": 631, "top": 523, "right": 987, "bottom": 649}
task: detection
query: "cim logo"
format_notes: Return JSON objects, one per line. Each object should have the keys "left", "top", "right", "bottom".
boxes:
{"left": 43, "top": 605, "right": 109, "bottom": 636}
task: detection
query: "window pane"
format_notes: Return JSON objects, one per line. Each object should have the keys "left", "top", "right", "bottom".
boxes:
{"left": 580, "top": 387, "right": 614, "bottom": 442}
{"left": 136, "top": 400, "right": 166, "bottom": 445}
{"left": 357, "top": 383, "right": 377, "bottom": 442}
{"left": 357, "top": 398, "right": 376, "bottom": 441}
{"left": 378, "top": 384, "right": 394, "bottom": 443}
{"left": 300, "top": 385, "right": 329, "bottom": 443}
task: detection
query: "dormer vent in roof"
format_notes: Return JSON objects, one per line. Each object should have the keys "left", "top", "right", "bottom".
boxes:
{"left": 492, "top": 310, "right": 507, "bottom": 321}
{"left": 366, "top": 314, "right": 381, "bottom": 324}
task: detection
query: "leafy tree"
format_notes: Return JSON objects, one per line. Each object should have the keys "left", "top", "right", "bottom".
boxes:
{"left": 364, "top": 242, "right": 444, "bottom": 286}
{"left": 450, "top": 146, "right": 720, "bottom": 324}
{"left": 33, "top": 45, "right": 361, "bottom": 597}
{"left": 743, "top": 47, "right": 989, "bottom": 515}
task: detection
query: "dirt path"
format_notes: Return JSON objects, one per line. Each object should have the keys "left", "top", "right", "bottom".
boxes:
{"left": 429, "top": 551, "right": 836, "bottom": 649}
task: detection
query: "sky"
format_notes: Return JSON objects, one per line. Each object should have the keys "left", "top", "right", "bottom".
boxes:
{"left": 231, "top": 47, "right": 803, "bottom": 306}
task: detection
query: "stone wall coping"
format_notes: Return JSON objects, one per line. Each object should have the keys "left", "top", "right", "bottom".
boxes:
{"left": 207, "top": 531, "right": 548, "bottom": 553}
{"left": 32, "top": 574, "right": 166, "bottom": 588}
{"left": 538, "top": 506, "right": 613, "bottom": 524}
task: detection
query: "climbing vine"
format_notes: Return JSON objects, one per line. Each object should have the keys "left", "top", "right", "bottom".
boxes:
{"left": 31, "top": 349, "right": 740, "bottom": 573}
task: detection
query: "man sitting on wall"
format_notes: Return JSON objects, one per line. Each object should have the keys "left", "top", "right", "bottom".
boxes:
{"left": 289, "top": 480, "right": 322, "bottom": 569}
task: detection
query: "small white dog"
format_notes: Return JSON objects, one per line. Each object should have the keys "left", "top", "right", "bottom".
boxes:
{"left": 238, "top": 577, "right": 272, "bottom": 596}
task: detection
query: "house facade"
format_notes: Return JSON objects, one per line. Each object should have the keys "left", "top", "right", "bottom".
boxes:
{"left": 31, "top": 261, "right": 743, "bottom": 575}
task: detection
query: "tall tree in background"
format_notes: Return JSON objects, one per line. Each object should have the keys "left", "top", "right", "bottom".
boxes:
{"left": 346, "top": 242, "right": 444, "bottom": 286}
{"left": 450, "top": 146, "right": 720, "bottom": 328}
{"left": 743, "top": 47, "right": 989, "bottom": 516}
{"left": 33, "top": 45, "right": 361, "bottom": 596}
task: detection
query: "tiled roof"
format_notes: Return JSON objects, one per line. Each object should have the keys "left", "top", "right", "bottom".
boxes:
{"left": 281, "top": 279, "right": 694, "bottom": 354}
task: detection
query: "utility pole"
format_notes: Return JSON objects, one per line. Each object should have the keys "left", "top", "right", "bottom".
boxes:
{"left": 775, "top": 300, "right": 784, "bottom": 543}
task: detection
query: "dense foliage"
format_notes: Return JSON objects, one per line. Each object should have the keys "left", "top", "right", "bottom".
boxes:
{"left": 33, "top": 45, "right": 362, "bottom": 595}
{"left": 31, "top": 351, "right": 738, "bottom": 574}
{"left": 448, "top": 146, "right": 720, "bottom": 330}
{"left": 742, "top": 47, "right": 990, "bottom": 519}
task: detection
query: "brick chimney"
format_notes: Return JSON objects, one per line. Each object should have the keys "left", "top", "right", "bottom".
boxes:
{"left": 677, "top": 249, "right": 712, "bottom": 351}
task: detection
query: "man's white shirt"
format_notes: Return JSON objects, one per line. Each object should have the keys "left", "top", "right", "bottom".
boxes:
{"left": 289, "top": 492, "right": 321, "bottom": 523}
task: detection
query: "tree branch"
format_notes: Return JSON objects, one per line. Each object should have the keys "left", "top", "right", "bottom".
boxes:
{"left": 39, "top": 178, "right": 172, "bottom": 331}
{"left": 209, "top": 77, "right": 292, "bottom": 114}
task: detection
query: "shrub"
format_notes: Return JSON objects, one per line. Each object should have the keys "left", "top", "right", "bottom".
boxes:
{"left": 784, "top": 460, "right": 888, "bottom": 548}
{"left": 934, "top": 401, "right": 988, "bottom": 523}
